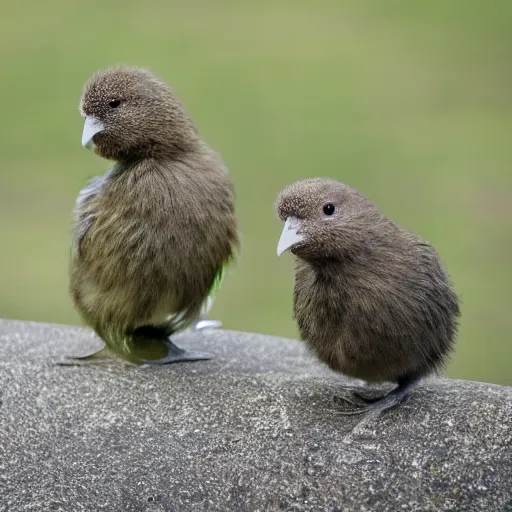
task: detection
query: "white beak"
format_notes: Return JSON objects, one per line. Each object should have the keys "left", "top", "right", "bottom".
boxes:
{"left": 277, "top": 217, "right": 305, "bottom": 256}
{"left": 81, "top": 116, "right": 104, "bottom": 149}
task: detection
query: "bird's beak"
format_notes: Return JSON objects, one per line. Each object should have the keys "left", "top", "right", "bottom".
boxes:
{"left": 81, "top": 116, "right": 104, "bottom": 149}
{"left": 277, "top": 217, "right": 305, "bottom": 256}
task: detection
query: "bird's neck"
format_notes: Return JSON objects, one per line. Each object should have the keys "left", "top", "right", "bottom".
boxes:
{"left": 308, "top": 258, "right": 345, "bottom": 279}
{"left": 299, "top": 247, "right": 373, "bottom": 286}
{"left": 111, "top": 132, "right": 201, "bottom": 165}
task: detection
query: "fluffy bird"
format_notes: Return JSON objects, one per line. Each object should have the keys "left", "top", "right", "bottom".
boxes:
{"left": 65, "top": 66, "right": 238, "bottom": 365}
{"left": 276, "top": 178, "right": 460, "bottom": 413}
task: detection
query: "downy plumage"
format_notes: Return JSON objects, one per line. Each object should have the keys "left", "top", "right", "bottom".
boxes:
{"left": 66, "top": 66, "right": 238, "bottom": 364}
{"left": 276, "top": 178, "right": 460, "bottom": 413}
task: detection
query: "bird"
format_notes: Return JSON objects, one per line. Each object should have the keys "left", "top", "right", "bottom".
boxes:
{"left": 275, "top": 178, "right": 460, "bottom": 414}
{"left": 63, "top": 66, "right": 239, "bottom": 365}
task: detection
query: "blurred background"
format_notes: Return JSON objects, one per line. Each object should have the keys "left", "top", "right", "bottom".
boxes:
{"left": 1, "top": 0, "right": 510, "bottom": 384}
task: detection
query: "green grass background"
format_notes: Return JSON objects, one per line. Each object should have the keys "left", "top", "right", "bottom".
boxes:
{"left": 1, "top": 0, "right": 511, "bottom": 384}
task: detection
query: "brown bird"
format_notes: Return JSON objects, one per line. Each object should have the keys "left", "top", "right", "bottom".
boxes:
{"left": 276, "top": 178, "right": 460, "bottom": 414}
{"left": 64, "top": 66, "right": 238, "bottom": 365}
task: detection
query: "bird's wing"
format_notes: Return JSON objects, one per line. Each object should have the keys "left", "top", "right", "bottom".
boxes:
{"left": 72, "top": 172, "right": 110, "bottom": 257}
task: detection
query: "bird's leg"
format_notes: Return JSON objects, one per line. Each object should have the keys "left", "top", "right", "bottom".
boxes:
{"left": 57, "top": 323, "right": 214, "bottom": 366}
{"left": 339, "top": 376, "right": 422, "bottom": 415}
{"left": 56, "top": 346, "right": 115, "bottom": 366}
{"left": 140, "top": 338, "right": 213, "bottom": 365}
{"left": 133, "top": 325, "right": 214, "bottom": 365}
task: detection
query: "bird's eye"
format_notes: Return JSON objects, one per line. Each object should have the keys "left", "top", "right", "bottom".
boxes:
{"left": 323, "top": 203, "right": 336, "bottom": 216}
{"left": 109, "top": 99, "right": 121, "bottom": 108}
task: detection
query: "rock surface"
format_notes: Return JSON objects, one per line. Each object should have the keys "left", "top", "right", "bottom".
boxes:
{"left": 0, "top": 319, "right": 511, "bottom": 512}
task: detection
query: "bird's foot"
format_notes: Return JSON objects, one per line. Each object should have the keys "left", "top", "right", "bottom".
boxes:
{"left": 338, "top": 376, "right": 421, "bottom": 416}
{"left": 141, "top": 339, "right": 213, "bottom": 365}
{"left": 190, "top": 318, "right": 223, "bottom": 331}
{"left": 56, "top": 347, "right": 114, "bottom": 366}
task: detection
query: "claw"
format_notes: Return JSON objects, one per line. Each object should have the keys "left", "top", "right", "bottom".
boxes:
{"left": 141, "top": 339, "right": 213, "bottom": 364}
{"left": 338, "top": 376, "right": 421, "bottom": 416}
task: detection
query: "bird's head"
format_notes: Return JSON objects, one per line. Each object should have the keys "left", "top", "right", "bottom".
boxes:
{"left": 275, "top": 178, "right": 381, "bottom": 260}
{"left": 79, "top": 66, "right": 197, "bottom": 161}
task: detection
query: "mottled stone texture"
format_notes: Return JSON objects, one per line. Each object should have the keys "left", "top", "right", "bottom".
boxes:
{"left": 0, "top": 319, "right": 511, "bottom": 512}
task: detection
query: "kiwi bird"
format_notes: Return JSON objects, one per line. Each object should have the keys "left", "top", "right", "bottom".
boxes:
{"left": 275, "top": 178, "right": 460, "bottom": 414}
{"left": 64, "top": 66, "right": 238, "bottom": 365}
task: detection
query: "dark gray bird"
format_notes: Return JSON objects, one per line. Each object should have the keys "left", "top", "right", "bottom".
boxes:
{"left": 276, "top": 178, "right": 460, "bottom": 414}
{"left": 64, "top": 66, "right": 238, "bottom": 365}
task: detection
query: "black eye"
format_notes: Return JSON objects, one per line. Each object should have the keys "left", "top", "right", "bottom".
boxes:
{"left": 323, "top": 203, "right": 335, "bottom": 216}
{"left": 109, "top": 99, "right": 121, "bottom": 108}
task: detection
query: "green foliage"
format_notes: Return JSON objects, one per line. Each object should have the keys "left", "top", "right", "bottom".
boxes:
{"left": 1, "top": 0, "right": 511, "bottom": 384}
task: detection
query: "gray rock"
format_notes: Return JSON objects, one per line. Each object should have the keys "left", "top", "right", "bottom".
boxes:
{"left": 0, "top": 318, "right": 511, "bottom": 512}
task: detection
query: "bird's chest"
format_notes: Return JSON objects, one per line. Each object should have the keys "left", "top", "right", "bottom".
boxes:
{"left": 75, "top": 173, "right": 176, "bottom": 256}
{"left": 292, "top": 263, "right": 365, "bottom": 374}
{"left": 294, "top": 265, "right": 346, "bottom": 334}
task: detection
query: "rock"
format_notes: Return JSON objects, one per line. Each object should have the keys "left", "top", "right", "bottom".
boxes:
{"left": 0, "top": 318, "right": 511, "bottom": 512}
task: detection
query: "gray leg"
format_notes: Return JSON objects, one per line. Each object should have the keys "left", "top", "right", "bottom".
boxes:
{"left": 141, "top": 338, "right": 213, "bottom": 365}
{"left": 338, "top": 376, "right": 422, "bottom": 416}
{"left": 57, "top": 321, "right": 216, "bottom": 366}
{"left": 133, "top": 324, "right": 215, "bottom": 364}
